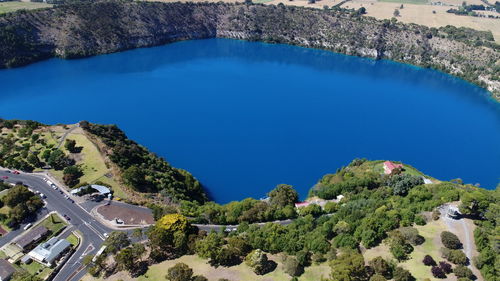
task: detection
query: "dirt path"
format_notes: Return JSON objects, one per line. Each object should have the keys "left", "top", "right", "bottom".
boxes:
{"left": 440, "top": 203, "right": 483, "bottom": 281}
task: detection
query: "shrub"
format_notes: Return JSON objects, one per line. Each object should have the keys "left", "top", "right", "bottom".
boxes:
{"left": 414, "top": 215, "right": 426, "bottom": 225}
{"left": 442, "top": 248, "right": 468, "bottom": 265}
{"left": 283, "top": 256, "right": 304, "bottom": 277}
{"left": 399, "top": 227, "right": 424, "bottom": 245}
{"left": 393, "top": 267, "right": 414, "bottom": 281}
{"left": 422, "top": 255, "right": 436, "bottom": 266}
{"left": 439, "top": 261, "right": 452, "bottom": 274}
{"left": 166, "top": 263, "right": 193, "bottom": 281}
{"left": 431, "top": 266, "right": 446, "bottom": 278}
{"left": 369, "top": 256, "right": 391, "bottom": 278}
{"left": 453, "top": 265, "right": 474, "bottom": 279}
{"left": 441, "top": 231, "right": 462, "bottom": 249}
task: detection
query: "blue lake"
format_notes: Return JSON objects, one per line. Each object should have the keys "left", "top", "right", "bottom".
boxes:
{"left": 0, "top": 39, "right": 499, "bottom": 203}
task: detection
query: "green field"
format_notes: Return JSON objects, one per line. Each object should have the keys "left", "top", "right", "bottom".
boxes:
{"left": 0, "top": 1, "right": 52, "bottom": 15}
{"left": 378, "top": 0, "right": 428, "bottom": 4}
{"left": 18, "top": 260, "right": 52, "bottom": 279}
{"left": 66, "top": 233, "right": 80, "bottom": 247}
{"left": 39, "top": 213, "right": 67, "bottom": 237}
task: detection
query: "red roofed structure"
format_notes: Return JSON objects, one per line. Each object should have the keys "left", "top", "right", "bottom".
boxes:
{"left": 383, "top": 161, "right": 403, "bottom": 175}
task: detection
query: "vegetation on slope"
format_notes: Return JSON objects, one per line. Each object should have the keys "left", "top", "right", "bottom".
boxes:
{"left": 88, "top": 158, "right": 498, "bottom": 281}
{"left": 79, "top": 121, "right": 208, "bottom": 203}
{"left": 0, "top": 1, "right": 498, "bottom": 100}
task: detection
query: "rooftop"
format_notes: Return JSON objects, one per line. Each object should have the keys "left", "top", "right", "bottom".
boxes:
{"left": 15, "top": 226, "right": 49, "bottom": 249}
{"left": 28, "top": 237, "right": 70, "bottom": 265}
{"left": 0, "top": 259, "right": 16, "bottom": 281}
{"left": 70, "top": 184, "right": 110, "bottom": 196}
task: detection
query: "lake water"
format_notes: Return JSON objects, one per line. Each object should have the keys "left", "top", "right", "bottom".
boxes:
{"left": 0, "top": 39, "right": 499, "bottom": 203}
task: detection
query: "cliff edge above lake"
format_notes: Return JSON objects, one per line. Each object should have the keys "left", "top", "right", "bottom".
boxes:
{"left": 0, "top": 1, "right": 499, "bottom": 100}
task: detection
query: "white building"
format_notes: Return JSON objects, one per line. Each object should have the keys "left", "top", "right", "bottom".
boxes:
{"left": 28, "top": 237, "right": 70, "bottom": 267}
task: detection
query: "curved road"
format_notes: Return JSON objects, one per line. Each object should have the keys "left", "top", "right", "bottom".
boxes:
{"left": 0, "top": 170, "right": 112, "bottom": 281}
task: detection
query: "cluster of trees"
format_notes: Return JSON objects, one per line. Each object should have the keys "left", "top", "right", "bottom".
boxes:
{"left": 80, "top": 121, "right": 207, "bottom": 203}
{"left": 0, "top": 185, "right": 43, "bottom": 227}
{"left": 181, "top": 184, "right": 299, "bottom": 224}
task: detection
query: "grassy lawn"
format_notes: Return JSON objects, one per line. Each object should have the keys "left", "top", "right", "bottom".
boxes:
{"left": 399, "top": 220, "right": 447, "bottom": 281}
{"left": 18, "top": 260, "right": 52, "bottom": 279}
{"left": 83, "top": 254, "right": 330, "bottom": 281}
{"left": 0, "top": 1, "right": 52, "bottom": 14}
{"left": 378, "top": 0, "right": 428, "bottom": 4}
{"left": 39, "top": 213, "right": 67, "bottom": 237}
{"left": 364, "top": 219, "right": 447, "bottom": 280}
{"left": 66, "top": 233, "right": 79, "bottom": 247}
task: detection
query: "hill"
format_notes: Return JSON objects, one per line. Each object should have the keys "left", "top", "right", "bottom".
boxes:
{"left": 0, "top": 1, "right": 498, "bottom": 101}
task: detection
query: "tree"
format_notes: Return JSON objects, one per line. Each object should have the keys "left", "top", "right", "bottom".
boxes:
{"left": 441, "top": 231, "right": 462, "bottom": 249}
{"left": 393, "top": 9, "right": 400, "bottom": 17}
{"left": 156, "top": 214, "right": 189, "bottom": 233}
{"left": 245, "top": 249, "right": 270, "bottom": 275}
{"left": 393, "top": 267, "right": 414, "bottom": 281}
{"left": 399, "top": 227, "right": 424, "bottom": 245}
{"left": 284, "top": 256, "right": 304, "bottom": 277}
{"left": 115, "top": 243, "right": 145, "bottom": 273}
{"left": 104, "top": 231, "right": 130, "bottom": 254}
{"left": 268, "top": 184, "right": 298, "bottom": 207}
{"left": 422, "top": 255, "right": 436, "bottom": 266}
{"left": 453, "top": 265, "right": 474, "bottom": 279}
{"left": 386, "top": 174, "right": 423, "bottom": 196}
{"left": 47, "top": 149, "right": 72, "bottom": 170}
{"left": 459, "top": 191, "right": 489, "bottom": 218}
{"left": 64, "top": 139, "right": 77, "bottom": 153}
{"left": 63, "top": 165, "right": 83, "bottom": 187}
{"left": 3, "top": 185, "right": 34, "bottom": 207}
{"left": 166, "top": 263, "right": 193, "bottom": 281}
{"left": 369, "top": 256, "right": 391, "bottom": 278}
{"left": 439, "top": 261, "right": 452, "bottom": 274}
{"left": 441, "top": 248, "right": 468, "bottom": 265}
{"left": 329, "top": 249, "right": 366, "bottom": 281}
{"left": 195, "top": 232, "right": 224, "bottom": 261}
{"left": 431, "top": 266, "right": 446, "bottom": 278}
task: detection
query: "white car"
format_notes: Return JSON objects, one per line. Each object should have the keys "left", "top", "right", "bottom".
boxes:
{"left": 103, "top": 233, "right": 109, "bottom": 238}
{"left": 23, "top": 223, "right": 33, "bottom": 230}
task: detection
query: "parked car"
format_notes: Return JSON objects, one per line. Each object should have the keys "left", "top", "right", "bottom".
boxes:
{"left": 23, "top": 223, "right": 33, "bottom": 230}
{"left": 1, "top": 176, "right": 7, "bottom": 179}
{"left": 40, "top": 193, "right": 46, "bottom": 199}
{"left": 13, "top": 171, "right": 20, "bottom": 175}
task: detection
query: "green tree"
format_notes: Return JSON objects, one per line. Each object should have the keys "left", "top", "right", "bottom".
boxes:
{"left": 166, "top": 263, "right": 193, "bottom": 281}
{"left": 393, "top": 267, "right": 414, "bottom": 281}
{"left": 195, "top": 232, "right": 224, "bottom": 261}
{"left": 104, "top": 231, "right": 130, "bottom": 254}
{"left": 47, "top": 149, "right": 71, "bottom": 170}
{"left": 329, "top": 249, "right": 366, "bottom": 281}
{"left": 245, "top": 249, "right": 270, "bottom": 275}
{"left": 63, "top": 165, "right": 83, "bottom": 187}
{"left": 268, "top": 184, "right": 298, "bottom": 207}
{"left": 64, "top": 139, "right": 77, "bottom": 153}
{"left": 284, "top": 256, "right": 304, "bottom": 277}
{"left": 115, "top": 243, "right": 145, "bottom": 273}
{"left": 369, "top": 256, "right": 392, "bottom": 278}
{"left": 441, "top": 231, "right": 462, "bottom": 249}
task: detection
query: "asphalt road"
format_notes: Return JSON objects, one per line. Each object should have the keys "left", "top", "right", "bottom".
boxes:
{"left": 0, "top": 170, "right": 113, "bottom": 281}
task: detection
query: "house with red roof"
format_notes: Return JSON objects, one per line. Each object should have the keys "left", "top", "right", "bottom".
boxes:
{"left": 383, "top": 161, "right": 403, "bottom": 175}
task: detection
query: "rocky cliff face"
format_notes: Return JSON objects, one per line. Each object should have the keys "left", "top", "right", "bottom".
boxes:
{"left": 0, "top": 1, "right": 498, "bottom": 100}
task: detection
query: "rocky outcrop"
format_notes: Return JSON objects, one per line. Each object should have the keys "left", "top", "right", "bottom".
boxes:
{"left": 0, "top": 1, "right": 499, "bottom": 100}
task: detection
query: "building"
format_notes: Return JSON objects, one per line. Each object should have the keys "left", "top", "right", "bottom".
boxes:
{"left": 28, "top": 237, "right": 71, "bottom": 267}
{"left": 383, "top": 161, "right": 403, "bottom": 175}
{"left": 70, "top": 184, "right": 110, "bottom": 196}
{"left": 294, "top": 202, "right": 310, "bottom": 208}
{"left": 0, "top": 259, "right": 16, "bottom": 281}
{"left": 447, "top": 206, "right": 461, "bottom": 219}
{"left": 15, "top": 226, "right": 49, "bottom": 251}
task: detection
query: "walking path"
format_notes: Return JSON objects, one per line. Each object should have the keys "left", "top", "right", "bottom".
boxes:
{"left": 440, "top": 203, "right": 483, "bottom": 281}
